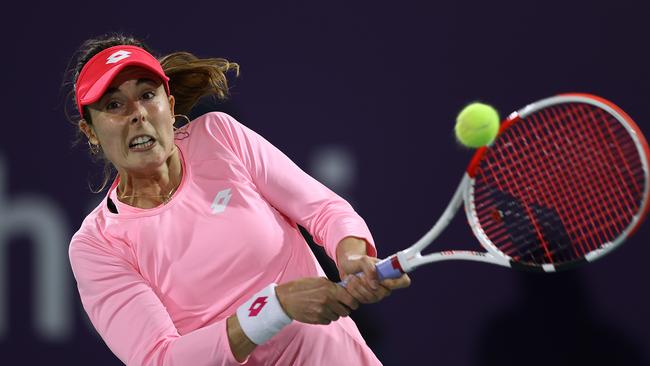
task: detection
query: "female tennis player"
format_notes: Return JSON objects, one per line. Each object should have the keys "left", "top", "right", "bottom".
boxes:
{"left": 65, "top": 33, "right": 410, "bottom": 365}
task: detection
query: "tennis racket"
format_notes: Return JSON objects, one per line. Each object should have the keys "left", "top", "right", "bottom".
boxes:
{"left": 359, "top": 93, "right": 650, "bottom": 281}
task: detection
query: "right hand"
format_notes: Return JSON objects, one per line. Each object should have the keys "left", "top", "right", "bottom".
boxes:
{"left": 275, "top": 277, "right": 359, "bottom": 325}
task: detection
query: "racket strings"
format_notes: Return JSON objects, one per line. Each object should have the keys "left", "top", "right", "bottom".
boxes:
{"left": 524, "top": 104, "right": 640, "bottom": 261}
{"left": 484, "top": 131, "right": 578, "bottom": 263}
{"left": 587, "top": 106, "right": 644, "bottom": 211}
{"left": 566, "top": 105, "right": 643, "bottom": 233}
{"left": 528, "top": 104, "right": 640, "bottom": 259}
{"left": 537, "top": 106, "right": 623, "bottom": 254}
{"left": 476, "top": 190, "right": 576, "bottom": 263}
{"left": 473, "top": 102, "right": 644, "bottom": 266}
{"left": 561, "top": 105, "right": 639, "bottom": 245}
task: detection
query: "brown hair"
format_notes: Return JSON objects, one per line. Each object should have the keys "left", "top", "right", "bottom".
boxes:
{"left": 63, "top": 33, "right": 239, "bottom": 192}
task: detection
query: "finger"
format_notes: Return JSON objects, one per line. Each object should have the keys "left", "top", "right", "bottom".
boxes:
{"left": 310, "top": 302, "right": 336, "bottom": 324}
{"left": 328, "top": 299, "right": 352, "bottom": 318}
{"left": 380, "top": 273, "right": 412, "bottom": 289}
{"left": 346, "top": 275, "right": 382, "bottom": 303}
{"left": 376, "top": 284, "right": 392, "bottom": 299}
{"left": 319, "top": 306, "right": 339, "bottom": 323}
{"left": 344, "top": 278, "right": 374, "bottom": 303}
{"left": 357, "top": 260, "right": 379, "bottom": 290}
{"left": 357, "top": 273, "right": 394, "bottom": 301}
{"left": 335, "top": 278, "right": 360, "bottom": 309}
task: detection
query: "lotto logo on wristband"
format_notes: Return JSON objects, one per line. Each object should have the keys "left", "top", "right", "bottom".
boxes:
{"left": 237, "top": 284, "right": 292, "bottom": 345}
{"left": 248, "top": 296, "right": 268, "bottom": 317}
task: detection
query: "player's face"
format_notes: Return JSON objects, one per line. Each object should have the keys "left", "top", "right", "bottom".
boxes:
{"left": 81, "top": 67, "right": 176, "bottom": 175}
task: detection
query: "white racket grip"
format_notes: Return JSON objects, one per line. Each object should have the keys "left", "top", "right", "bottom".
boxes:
{"left": 236, "top": 283, "right": 292, "bottom": 345}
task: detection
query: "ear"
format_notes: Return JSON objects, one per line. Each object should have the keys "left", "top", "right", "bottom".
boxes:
{"left": 168, "top": 94, "right": 176, "bottom": 123}
{"left": 78, "top": 119, "right": 99, "bottom": 145}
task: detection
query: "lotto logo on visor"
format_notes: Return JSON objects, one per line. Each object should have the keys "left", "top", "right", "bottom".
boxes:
{"left": 75, "top": 45, "right": 170, "bottom": 118}
{"left": 106, "top": 50, "right": 132, "bottom": 64}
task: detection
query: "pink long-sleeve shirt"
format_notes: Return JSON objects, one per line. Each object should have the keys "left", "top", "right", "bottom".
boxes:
{"left": 68, "top": 112, "right": 382, "bottom": 365}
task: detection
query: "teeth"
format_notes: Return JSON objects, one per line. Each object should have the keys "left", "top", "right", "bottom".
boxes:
{"left": 133, "top": 140, "right": 154, "bottom": 149}
{"left": 131, "top": 136, "right": 153, "bottom": 145}
{"left": 130, "top": 136, "right": 155, "bottom": 148}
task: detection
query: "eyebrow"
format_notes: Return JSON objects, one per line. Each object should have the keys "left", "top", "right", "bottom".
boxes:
{"left": 102, "top": 78, "right": 159, "bottom": 98}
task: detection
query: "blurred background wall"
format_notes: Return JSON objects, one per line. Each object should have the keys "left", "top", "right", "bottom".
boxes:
{"left": 0, "top": 1, "right": 648, "bottom": 365}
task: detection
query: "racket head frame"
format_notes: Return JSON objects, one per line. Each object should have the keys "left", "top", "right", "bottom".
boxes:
{"left": 464, "top": 93, "right": 650, "bottom": 271}
{"left": 383, "top": 93, "right": 650, "bottom": 278}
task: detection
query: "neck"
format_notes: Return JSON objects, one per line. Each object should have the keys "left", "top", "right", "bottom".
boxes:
{"left": 116, "top": 147, "right": 182, "bottom": 208}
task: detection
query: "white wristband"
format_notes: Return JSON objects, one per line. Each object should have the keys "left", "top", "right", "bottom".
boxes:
{"left": 236, "top": 283, "right": 292, "bottom": 345}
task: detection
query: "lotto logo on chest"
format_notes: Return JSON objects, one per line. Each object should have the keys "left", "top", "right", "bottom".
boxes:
{"left": 211, "top": 188, "right": 233, "bottom": 214}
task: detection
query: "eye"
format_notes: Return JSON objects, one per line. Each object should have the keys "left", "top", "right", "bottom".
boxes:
{"left": 106, "top": 101, "right": 121, "bottom": 110}
{"left": 142, "top": 91, "right": 156, "bottom": 100}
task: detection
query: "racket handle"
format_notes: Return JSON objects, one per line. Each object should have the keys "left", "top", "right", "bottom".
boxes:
{"left": 375, "top": 256, "right": 405, "bottom": 280}
{"left": 338, "top": 255, "right": 405, "bottom": 287}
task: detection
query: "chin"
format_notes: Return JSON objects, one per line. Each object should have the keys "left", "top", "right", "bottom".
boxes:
{"left": 130, "top": 153, "right": 167, "bottom": 170}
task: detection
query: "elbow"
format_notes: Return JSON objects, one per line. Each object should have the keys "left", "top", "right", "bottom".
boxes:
{"left": 126, "top": 337, "right": 175, "bottom": 366}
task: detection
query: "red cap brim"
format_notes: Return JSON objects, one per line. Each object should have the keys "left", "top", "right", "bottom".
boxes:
{"left": 75, "top": 45, "right": 170, "bottom": 118}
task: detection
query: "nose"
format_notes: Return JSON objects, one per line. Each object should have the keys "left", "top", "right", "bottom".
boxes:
{"left": 129, "top": 101, "right": 148, "bottom": 124}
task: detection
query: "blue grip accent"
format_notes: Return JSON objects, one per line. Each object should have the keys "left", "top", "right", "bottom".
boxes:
{"left": 375, "top": 256, "right": 403, "bottom": 281}
{"left": 338, "top": 256, "right": 404, "bottom": 287}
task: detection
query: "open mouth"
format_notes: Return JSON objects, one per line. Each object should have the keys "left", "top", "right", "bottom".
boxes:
{"left": 129, "top": 135, "right": 156, "bottom": 150}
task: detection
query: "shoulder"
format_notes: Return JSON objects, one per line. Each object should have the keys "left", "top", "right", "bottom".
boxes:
{"left": 178, "top": 112, "right": 252, "bottom": 159}
{"left": 69, "top": 202, "right": 106, "bottom": 253}
{"left": 69, "top": 199, "right": 129, "bottom": 262}
{"left": 177, "top": 111, "right": 241, "bottom": 146}
{"left": 186, "top": 111, "right": 242, "bottom": 136}
{"left": 72, "top": 198, "right": 105, "bottom": 237}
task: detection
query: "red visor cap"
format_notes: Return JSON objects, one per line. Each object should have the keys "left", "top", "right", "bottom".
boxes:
{"left": 75, "top": 45, "right": 170, "bottom": 118}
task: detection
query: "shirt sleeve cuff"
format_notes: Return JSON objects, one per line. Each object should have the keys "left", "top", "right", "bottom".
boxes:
{"left": 325, "top": 219, "right": 377, "bottom": 267}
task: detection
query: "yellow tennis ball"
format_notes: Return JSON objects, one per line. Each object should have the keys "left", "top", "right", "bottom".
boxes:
{"left": 455, "top": 102, "right": 500, "bottom": 148}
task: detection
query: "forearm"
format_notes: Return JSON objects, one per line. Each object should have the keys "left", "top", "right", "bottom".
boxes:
{"left": 226, "top": 315, "right": 256, "bottom": 362}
